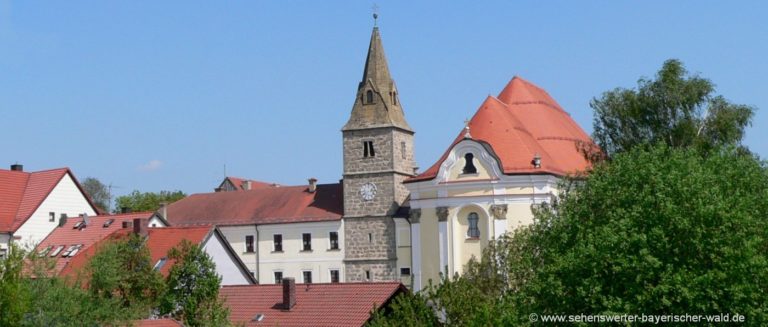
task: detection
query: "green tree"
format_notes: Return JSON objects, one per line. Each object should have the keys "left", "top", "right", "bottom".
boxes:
{"left": 114, "top": 190, "right": 186, "bottom": 213}
{"left": 514, "top": 145, "right": 768, "bottom": 325}
{"left": 591, "top": 59, "right": 754, "bottom": 157}
{"left": 0, "top": 244, "right": 31, "bottom": 326}
{"left": 159, "top": 240, "right": 231, "bottom": 327}
{"left": 87, "top": 234, "right": 165, "bottom": 314}
{"left": 80, "top": 177, "right": 112, "bottom": 213}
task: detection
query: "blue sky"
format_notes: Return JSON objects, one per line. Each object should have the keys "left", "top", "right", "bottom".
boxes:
{"left": 2, "top": 1, "right": 767, "bottom": 200}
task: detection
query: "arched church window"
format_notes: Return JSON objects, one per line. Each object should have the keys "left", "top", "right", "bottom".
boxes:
{"left": 462, "top": 153, "right": 477, "bottom": 174}
{"left": 366, "top": 90, "right": 374, "bottom": 104}
{"left": 467, "top": 212, "right": 480, "bottom": 238}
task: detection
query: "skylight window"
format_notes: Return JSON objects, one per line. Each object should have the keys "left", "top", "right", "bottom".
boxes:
{"left": 73, "top": 221, "right": 83, "bottom": 229}
{"left": 103, "top": 219, "right": 115, "bottom": 228}
{"left": 61, "top": 245, "right": 77, "bottom": 257}
{"left": 38, "top": 245, "right": 52, "bottom": 256}
{"left": 66, "top": 244, "right": 83, "bottom": 257}
{"left": 153, "top": 257, "right": 167, "bottom": 271}
{"left": 49, "top": 245, "right": 64, "bottom": 257}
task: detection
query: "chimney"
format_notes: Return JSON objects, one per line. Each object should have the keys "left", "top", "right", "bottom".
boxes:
{"left": 308, "top": 178, "right": 318, "bottom": 193}
{"left": 282, "top": 277, "right": 296, "bottom": 310}
{"left": 58, "top": 214, "right": 68, "bottom": 228}
{"left": 120, "top": 206, "right": 131, "bottom": 214}
{"left": 242, "top": 180, "right": 251, "bottom": 191}
{"left": 159, "top": 202, "right": 168, "bottom": 220}
{"left": 10, "top": 164, "right": 23, "bottom": 172}
{"left": 82, "top": 213, "right": 90, "bottom": 226}
{"left": 133, "top": 218, "right": 147, "bottom": 236}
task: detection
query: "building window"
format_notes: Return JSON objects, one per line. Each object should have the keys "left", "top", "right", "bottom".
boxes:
{"left": 303, "top": 271, "right": 312, "bottom": 284}
{"left": 273, "top": 234, "right": 283, "bottom": 252}
{"left": 329, "top": 232, "right": 339, "bottom": 250}
{"left": 462, "top": 153, "right": 477, "bottom": 174}
{"left": 365, "top": 270, "right": 371, "bottom": 281}
{"left": 467, "top": 212, "right": 480, "bottom": 238}
{"left": 393, "top": 91, "right": 398, "bottom": 105}
{"left": 0, "top": 249, "right": 6, "bottom": 260}
{"left": 245, "top": 235, "right": 254, "bottom": 253}
{"left": 330, "top": 269, "right": 340, "bottom": 283}
{"left": 302, "top": 233, "right": 312, "bottom": 251}
{"left": 49, "top": 212, "right": 55, "bottom": 222}
{"left": 366, "top": 90, "right": 374, "bottom": 104}
{"left": 274, "top": 271, "right": 283, "bottom": 284}
{"left": 401, "top": 141, "right": 406, "bottom": 159}
{"left": 368, "top": 233, "right": 373, "bottom": 243}
{"left": 400, "top": 267, "right": 411, "bottom": 276}
{"left": 363, "top": 141, "right": 375, "bottom": 158}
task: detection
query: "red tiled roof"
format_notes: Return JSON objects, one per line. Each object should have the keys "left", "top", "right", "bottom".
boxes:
{"left": 145, "top": 226, "right": 212, "bottom": 276}
{"left": 134, "top": 319, "right": 184, "bottom": 327}
{"left": 0, "top": 167, "right": 99, "bottom": 232}
{"left": 408, "top": 77, "right": 594, "bottom": 182}
{"left": 224, "top": 177, "right": 277, "bottom": 190}
{"left": 220, "top": 282, "right": 406, "bottom": 327}
{"left": 54, "top": 225, "right": 212, "bottom": 279}
{"left": 35, "top": 212, "right": 154, "bottom": 276}
{"left": 166, "top": 184, "right": 342, "bottom": 227}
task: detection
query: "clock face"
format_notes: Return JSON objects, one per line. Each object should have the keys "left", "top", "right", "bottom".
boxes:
{"left": 359, "top": 182, "right": 377, "bottom": 201}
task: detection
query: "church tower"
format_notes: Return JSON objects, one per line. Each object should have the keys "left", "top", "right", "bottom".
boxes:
{"left": 342, "top": 25, "right": 415, "bottom": 282}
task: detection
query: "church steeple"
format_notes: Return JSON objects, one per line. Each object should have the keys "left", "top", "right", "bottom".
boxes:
{"left": 343, "top": 26, "right": 412, "bottom": 132}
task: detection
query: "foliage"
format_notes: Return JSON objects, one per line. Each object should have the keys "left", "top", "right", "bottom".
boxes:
{"left": 0, "top": 243, "right": 30, "bottom": 327}
{"left": 114, "top": 190, "right": 186, "bottom": 213}
{"left": 515, "top": 145, "right": 768, "bottom": 325}
{"left": 591, "top": 59, "right": 754, "bottom": 157}
{"left": 86, "top": 234, "right": 166, "bottom": 314}
{"left": 80, "top": 177, "right": 112, "bottom": 213}
{"left": 159, "top": 240, "right": 231, "bottom": 327}
{"left": 367, "top": 291, "right": 439, "bottom": 327}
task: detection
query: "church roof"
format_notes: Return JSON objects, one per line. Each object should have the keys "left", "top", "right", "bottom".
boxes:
{"left": 408, "top": 77, "right": 594, "bottom": 182}
{"left": 342, "top": 26, "right": 412, "bottom": 132}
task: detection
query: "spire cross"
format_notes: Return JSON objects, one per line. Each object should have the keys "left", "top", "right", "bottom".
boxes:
{"left": 372, "top": 3, "right": 379, "bottom": 26}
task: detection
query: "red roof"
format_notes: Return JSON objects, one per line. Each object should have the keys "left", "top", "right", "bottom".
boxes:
{"left": 220, "top": 282, "right": 406, "bottom": 327}
{"left": 134, "top": 319, "right": 184, "bottom": 327}
{"left": 166, "top": 184, "right": 342, "bottom": 226}
{"left": 144, "top": 226, "right": 213, "bottom": 276}
{"left": 408, "top": 77, "right": 594, "bottom": 182}
{"left": 224, "top": 177, "right": 278, "bottom": 190}
{"left": 0, "top": 167, "right": 99, "bottom": 232}
{"left": 35, "top": 212, "right": 154, "bottom": 276}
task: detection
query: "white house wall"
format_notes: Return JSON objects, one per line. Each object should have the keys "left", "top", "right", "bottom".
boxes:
{"left": 202, "top": 233, "right": 252, "bottom": 285}
{"left": 257, "top": 221, "right": 344, "bottom": 284}
{"left": 14, "top": 174, "right": 96, "bottom": 249}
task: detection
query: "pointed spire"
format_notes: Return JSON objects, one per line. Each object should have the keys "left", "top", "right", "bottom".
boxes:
{"left": 343, "top": 26, "right": 412, "bottom": 132}
{"left": 361, "top": 27, "right": 392, "bottom": 92}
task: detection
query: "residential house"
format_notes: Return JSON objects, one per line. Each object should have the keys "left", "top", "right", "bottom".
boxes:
{"left": 0, "top": 164, "right": 99, "bottom": 256}
{"left": 157, "top": 180, "right": 345, "bottom": 285}
{"left": 36, "top": 213, "right": 254, "bottom": 285}
{"left": 220, "top": 278, "right": 406, "bottom": 326}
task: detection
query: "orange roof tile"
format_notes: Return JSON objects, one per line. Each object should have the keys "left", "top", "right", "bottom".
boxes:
{"left": 224, "top": 177, "right": 278, "bottom": 190}
{"left": 408, "top": 77, "right": 593, "bottom": 182}
{"left": 35, "top": 212, "right": 154, "bottom": 276}
{"left": 0, "top": 167, "right": 99, "bottom": 232}
{"left": 220, "top": 282, "right": 406, "bottom": 327}
{"left": 134, "top": 319, "right": 184, "bottom": 327}
{"left": 56, "top": 225, "right": 213, "bottom": 280}
{"left": 166, "top": 184, "right": 342, "bottom": 227}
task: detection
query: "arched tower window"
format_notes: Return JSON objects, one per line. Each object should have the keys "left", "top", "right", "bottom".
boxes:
{"left": 366, "top": 90, "right": 374, "bottom": 104}
{"left": 462, "top": 153, "right": 477, "bottom": 174}
{"left": 467, "top": 212, "right": 480, "bottom": 238}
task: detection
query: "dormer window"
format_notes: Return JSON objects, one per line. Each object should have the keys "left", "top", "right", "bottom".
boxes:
{"left": 462, "top": 153, "right": 477, "bottom": 174}
{"left": 467, "top": 212, "right": 480, "bottom": 238}
{"left": 363, "top": 141, "right": 376, "bottom": 158}
{"left": 366, "top": 90, "right": 374, "bottom": 104}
